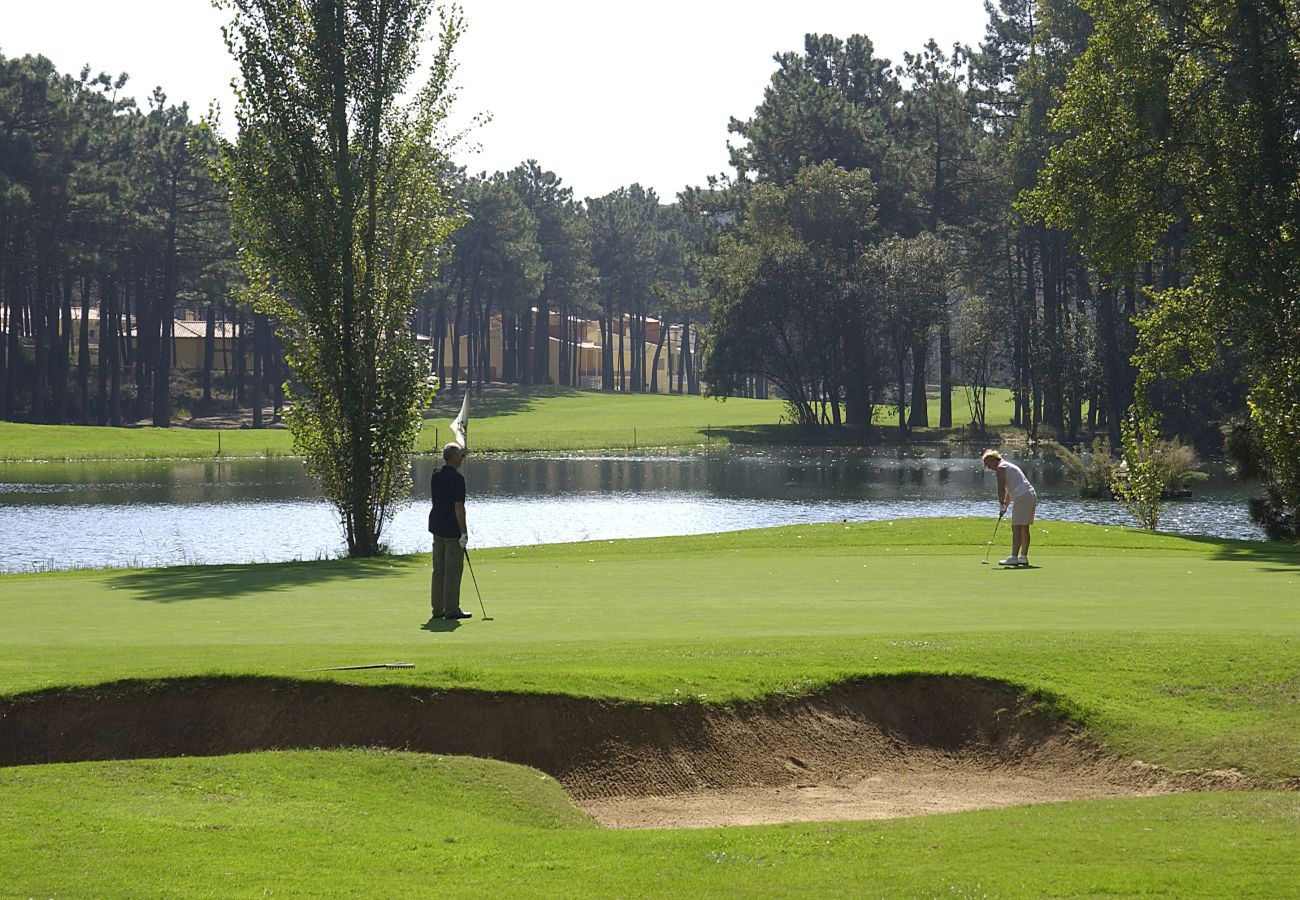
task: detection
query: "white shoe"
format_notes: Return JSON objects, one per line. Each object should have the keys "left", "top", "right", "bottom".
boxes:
{"left": 998, "top": 556, "right": 1020, "bottom": 566}
{"left": 1018, "top": 556, "right": 1029, "bottom": 566}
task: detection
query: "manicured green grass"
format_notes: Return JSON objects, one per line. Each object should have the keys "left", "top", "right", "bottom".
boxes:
{"left": 3, "top": 750, "right": 1297, "bottom": 897}
{"left": 872, "top": 384, "right": 1017, "bottom": 430}
{"left": 3, "top": 519, "right": 1299, "bottom": 896}
{"left": 4, "top": 519, "right": 1299, "bottom": 777}
{"left": 0, "top": 386, "right": 1019, "bottom": 460}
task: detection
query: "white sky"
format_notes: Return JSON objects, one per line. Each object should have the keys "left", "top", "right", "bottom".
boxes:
{"left": 3, "top": 1, "right": 990, "bottom": 200}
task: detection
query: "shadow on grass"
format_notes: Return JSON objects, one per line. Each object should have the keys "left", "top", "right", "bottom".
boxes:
{"left": 704, "top": 423, "right": 993, "bottom": 449}
{"left": 1205, "top": 537, "right": 1300, "bottom": 569}
{"left": 424, "top": 385, "right": 585, "bottom": 424}
{"left": 110, "top": 555, "right": 424, "bottom": 603}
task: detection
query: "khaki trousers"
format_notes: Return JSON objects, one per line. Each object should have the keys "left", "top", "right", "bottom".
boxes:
{"left": 431, "top": 535, "right": 465, "bottom": 617}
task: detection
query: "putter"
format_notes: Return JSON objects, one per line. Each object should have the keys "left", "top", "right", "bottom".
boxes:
{"left": 981, "top": 512, "right": 1005, "bottom": 565}
{"left": 464, "top": 548, "right": 493, "bottom": 620}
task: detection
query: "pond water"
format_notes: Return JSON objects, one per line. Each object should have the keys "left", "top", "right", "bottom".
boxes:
{"left": 0, "top": 448, "right": 1265, "bottom": 573}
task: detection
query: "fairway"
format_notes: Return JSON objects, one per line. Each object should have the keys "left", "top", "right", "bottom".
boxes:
{"left": 2, "top": 519, "right": 1298, "bottom": 895}
{"left": 0, "top": 386, "right": 1018, "bottom": 460}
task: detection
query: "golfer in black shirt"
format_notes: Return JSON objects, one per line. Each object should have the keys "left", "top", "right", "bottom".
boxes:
{"left": 429, "top": 442, "right": 470, "bottom": 620}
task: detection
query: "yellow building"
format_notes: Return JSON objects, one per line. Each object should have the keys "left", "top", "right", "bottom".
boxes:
{"left": 432, "top": 311, "right": 681, "bottom": 392}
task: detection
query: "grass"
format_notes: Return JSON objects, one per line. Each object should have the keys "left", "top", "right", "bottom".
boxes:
{"left": 3, "top": 750, "right": 1297, "bottom": 897}
{"left": 0, "top": 386, "right": 1018, "bottom": 460}
{"left": 4, "top": 518, "right": 1298, "bottom": 896}
{"left": 3, "top": 518, "right": 1299, "bottom": 775}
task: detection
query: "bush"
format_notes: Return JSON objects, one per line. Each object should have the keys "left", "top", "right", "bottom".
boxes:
{"left": 1111, "top": 410, "right": 1210, "bottom": 530}
{"left": 1224, "top": 415, "right": 1299, "bottom": 541}
{"left": 1047, "top": 437, "right": 1119, "bottom": 498}
{"left": 1113, "top": 409, "right": 1166, "bottom": 530}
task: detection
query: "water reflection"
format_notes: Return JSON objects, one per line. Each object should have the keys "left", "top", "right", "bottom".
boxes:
{"left": 0, "top": 448, "right": 1266, "bottom": 573}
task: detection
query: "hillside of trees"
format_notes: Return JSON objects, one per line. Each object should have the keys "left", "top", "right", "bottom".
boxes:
{"left": 3, "top": 0, "right": 1297, "bottom": 540}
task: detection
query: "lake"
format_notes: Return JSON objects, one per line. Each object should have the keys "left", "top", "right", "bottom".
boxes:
{"left": 0, "top": 448, "right": 1265, "bottom": 573}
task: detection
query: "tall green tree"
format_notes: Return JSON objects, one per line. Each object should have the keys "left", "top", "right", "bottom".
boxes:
{"left": 704, "top": 162, "right": 880, "bottom": 427}
{"left": 729, "top": 34, "right": 915, "bottom": 234}
{"left": 1030, "top": 0, "right": 1300, "bottom": 537}
{"left": 506, "top": 161, "right": 593, "bottom": 385}
{"left": 217, "top": 0, "right": 463, "bottom": 557}
{"left": 869, "top": 233, "right": 951, "bottom": 436}
{"left": 586, "top": 185, "right": 663, "bottom": 392}
{"left": 901, "top": 39, "right": 981, "bottom": 427}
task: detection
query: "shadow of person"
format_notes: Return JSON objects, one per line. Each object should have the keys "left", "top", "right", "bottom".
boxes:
{"left": 421, "top": 616, "right": 461, "bottom": 632}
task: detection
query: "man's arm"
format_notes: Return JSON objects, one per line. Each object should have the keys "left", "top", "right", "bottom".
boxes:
{"left": 454, "top": 501, "right": 467, "bottom": 537}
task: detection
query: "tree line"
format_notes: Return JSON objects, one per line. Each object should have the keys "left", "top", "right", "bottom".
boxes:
{"left": 421, "top": 164, "right": 706, "bottom": 396}
{"left": 0, "top": 52, "right": 296, "bottom": 427}
{"left": 0, "top": 53, "right": 711, "bottom": 431}
{"left": 700, "top": 16, "right": 1130, "bottom": 441}
{"left": 698, "top": 0, "right": 1297, "bottom": 537}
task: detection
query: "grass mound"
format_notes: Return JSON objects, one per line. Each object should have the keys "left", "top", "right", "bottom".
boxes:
{"left": 3, "top": 750, "right": 1297, "bottom": 896}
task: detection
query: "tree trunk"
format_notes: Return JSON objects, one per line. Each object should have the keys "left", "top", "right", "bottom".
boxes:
{"left": 938, "top": 306, "right": 952, "bottom": 428}
{"left": 533, "top": 300, "right": 549, "bottom": 384}
{"left": 233, "top": 311, "right": 247, "bottom": 408}
{"left": 203, "top": 304, "right": 216, "bottom": 406}
{"left": 78, "top": 277, "right": 91, "bottom": 423}
{"left": 600, "top": 313, "right": 614, "bottom": 391}
{"left": 908, "top": 334, "right": 929, "bottom": 427}
{"left": 648, "top": 316, "right": 666, "bottom": 393}
{"left": 104, "top": 274, "right": 122, "bottom": 427}
{"left": 617, "top": 314, "right": 626, "bottom": 392}
{"left": 53, "top": 273, "right": 73, "bottom": 424}
{"left": 31, "top": 262, "right": 50, "bottom": 423}
{"left": 252, "top": 312, "right": 265, "bottom": 428}
{"left": 682, "top": 316, "right": 699, "bottom": 395}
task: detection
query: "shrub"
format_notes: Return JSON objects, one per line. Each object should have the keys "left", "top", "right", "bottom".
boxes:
{"left": 1047, "top": 437, "right": 1118, "bottom": 498}
{"left": 1114, "top": 409, "right": 1166, "bottom": 531}
{"left": 1224, "top": 414, "right": 1298, "bottom": 541}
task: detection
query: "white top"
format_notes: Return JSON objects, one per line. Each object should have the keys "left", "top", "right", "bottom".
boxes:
{"left": 998, "top": 460, "right": 1035, "bottom": 499}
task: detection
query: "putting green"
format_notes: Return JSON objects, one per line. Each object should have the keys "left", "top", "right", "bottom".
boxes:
{"left": 3, "top": 519, "right": 1299, "bottom": 896}
{"left": 3, "top": 519, "right": 1298, "bottom": 776}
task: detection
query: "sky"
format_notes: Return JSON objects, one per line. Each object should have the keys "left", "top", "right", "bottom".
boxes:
{"left": 3, "top": 1, "right": 991, "bottom": 200}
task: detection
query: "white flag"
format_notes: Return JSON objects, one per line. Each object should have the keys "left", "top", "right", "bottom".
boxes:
{"left": 450, "top": 391, "right": 469, "bottom": 450}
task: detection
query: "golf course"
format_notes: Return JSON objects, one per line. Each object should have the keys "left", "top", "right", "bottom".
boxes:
{"left": 6, "top": 0, "right": 1300, "bottom": 893}
{"left": 3, "top": 518, "right": 1298, "bottom": 895}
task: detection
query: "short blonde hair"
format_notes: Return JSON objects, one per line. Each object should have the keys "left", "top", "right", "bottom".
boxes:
{"left": 443, "top": 442, "right": 464, "bottom": 463}
{"left": 981, "top": 449, "right": 1002, "bottom": 464}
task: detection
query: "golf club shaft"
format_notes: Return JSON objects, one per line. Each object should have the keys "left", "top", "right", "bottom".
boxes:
{"left": 983, "top": 513, "right": 1004, "bottom": 564}
{"left": 464, "top": 548, "right": 488, "bottom": 619}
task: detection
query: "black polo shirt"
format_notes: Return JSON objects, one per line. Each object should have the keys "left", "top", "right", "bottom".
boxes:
{"left": 428, "top": 465, "right": 466, "bottom": 538}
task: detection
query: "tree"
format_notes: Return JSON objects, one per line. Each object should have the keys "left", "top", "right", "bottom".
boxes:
{"left": 729, "top": 34, "right": 915, "bottom": 234}
{"left": 869, "top": 234, "right": 950, "bottom": 436}
{"left": 953, "top": 292, "right": 1001, "bottom": 431}
{"left": 217, "top": 0, "right": 463, "bottom": 557}
{"left": 704, "top": 161, "right": 880, "bottom": 427}
{"left": 586, "top": 185, "right": 663, "bottom": 392}
{"left": 438, "top": 172, "right": 543, "bottom": 389}
{"left": 505, "top": 161, "right": 593, "bottom": 385}
{"left": 1031, "top": 0, "right": 1300, "bottom": 537}
{"left": 901, "top": 40, "right": 981, "bottom": 428}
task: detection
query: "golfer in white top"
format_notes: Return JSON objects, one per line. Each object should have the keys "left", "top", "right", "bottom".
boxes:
{"left": 982, "top": 450, "right": 1037, "bottom": 567}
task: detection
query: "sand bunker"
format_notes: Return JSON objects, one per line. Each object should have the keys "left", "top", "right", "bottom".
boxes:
{"left": 0, "top": 675, "right": 1259, "bottom": 828}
